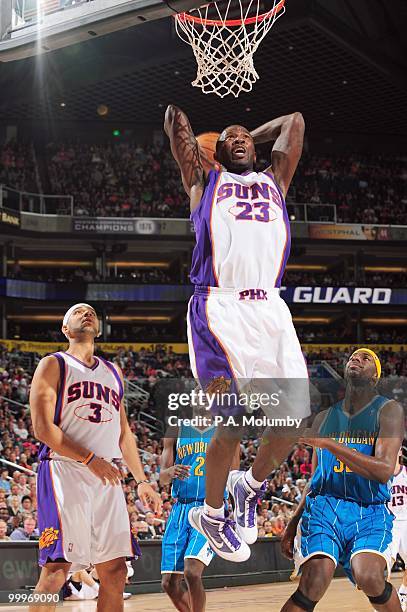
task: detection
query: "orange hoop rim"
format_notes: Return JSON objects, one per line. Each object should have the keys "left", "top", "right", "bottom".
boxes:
{"left": 174, "top": 0, "right": 285, "bottom": 27}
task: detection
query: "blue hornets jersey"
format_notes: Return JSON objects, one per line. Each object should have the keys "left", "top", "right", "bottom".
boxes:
{"left": 171, "top": 424, "right": 226, "bottom": 502}
{"left": 310, "top": 395, "right": 392, "bottom": 504}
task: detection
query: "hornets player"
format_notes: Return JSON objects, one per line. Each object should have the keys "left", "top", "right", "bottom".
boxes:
{"left": 160, "top": 412, "right": 239, "bottom": 612}
{"left": 389, "top": 444, "right": 407, "bottom": 611}
{"left": 164, "top": 105, "right": 309, "bottom": 562}
{"left": 280, "top": 349, "right": 404, "bottom": 612}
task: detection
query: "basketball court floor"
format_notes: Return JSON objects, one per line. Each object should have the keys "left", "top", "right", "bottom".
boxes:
{"left": 0, "top": 577, "right": 401, "bottom": 612}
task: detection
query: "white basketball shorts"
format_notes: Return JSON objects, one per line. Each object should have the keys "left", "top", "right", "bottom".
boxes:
{"left": 37, "top": 458, "right": 139, "bottom": 571}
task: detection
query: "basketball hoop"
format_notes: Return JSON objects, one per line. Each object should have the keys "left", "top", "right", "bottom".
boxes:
{"left": 174, "top": 0, "right": 285, "bottom": 98}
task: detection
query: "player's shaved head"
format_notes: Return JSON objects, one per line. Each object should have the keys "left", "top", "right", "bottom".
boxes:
{"left": 217, "top": 125, "right": 252, "bottom": 146}
{"left": 215, "top": 125, "right": 256, "bottom": 173}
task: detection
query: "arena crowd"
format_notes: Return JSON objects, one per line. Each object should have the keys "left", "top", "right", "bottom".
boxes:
{"left": 1, "top": 140, "right": 406, "bottom": 224}
{"left": 0, "top": 344, "right": 406, "bottom": 544}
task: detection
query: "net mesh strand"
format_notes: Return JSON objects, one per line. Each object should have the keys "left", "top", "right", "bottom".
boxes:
{"left": 175, "top": 0, "right": 285, "bottom": 98}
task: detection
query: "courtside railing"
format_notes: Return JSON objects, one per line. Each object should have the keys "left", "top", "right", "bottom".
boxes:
{"left": 0, "top": 184, "right": 73, "bottom": 215}
{"left": 0, "top": 183, "right": 337, "bottom": 222}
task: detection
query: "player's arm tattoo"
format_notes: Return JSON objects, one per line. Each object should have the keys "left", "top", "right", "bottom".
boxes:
{"left": 164, "top": 104, "right": 205, "bottom": 199}
{"left": 250, "top": 112, "right": 305, "bottom": 196}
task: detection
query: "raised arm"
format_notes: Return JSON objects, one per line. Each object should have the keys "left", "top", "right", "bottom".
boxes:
{"left": 302, "top": 400, "right": 405, "bottom": 484}
{"left": 164, "top": 104, "right": 205, "bottom": 211}
{"left": 250, "top": 112, "right": 305, "bottom": 197}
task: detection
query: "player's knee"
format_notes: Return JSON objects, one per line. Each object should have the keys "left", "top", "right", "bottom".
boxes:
{"left": 98, "top": 559, "right": 127, "bottom": 590}
{"left": 300, "top": 559, "right": 333, "bottom": 601}
{"left": 38, "top": 568, "right": 68, "bottom": 593}
{"left": 184, "top": 566, "right": 203, "bottom": 586}
{"left": 353, "top": 568, "right": 385, "bottom": 596}
{"left": 161, "top": 575, "right": 177, "bottom": 597}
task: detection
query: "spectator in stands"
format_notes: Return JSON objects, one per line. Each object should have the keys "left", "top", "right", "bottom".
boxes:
{"left": 21, "top": 495, "right": 33, "bottom": 515}
{"left": 7, "top": 495, "right": 21, "bottom": 517}
{"left": 0, "top": 504, "right": 10, "bottom": 526}
{"left": 145, "top": 511, "right": 163, "bottom": 539}
{"left": 132, "top": 520, "right": 150, "bottom": 541}
{"left": 0, "top": 519, "right": 10, "bottom": 541}
{"left": 10, "top": 515, "right": 39, "bottom": 540}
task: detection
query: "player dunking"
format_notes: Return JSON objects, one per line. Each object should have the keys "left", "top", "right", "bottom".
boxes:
{"left": 389, "top": 443, "right": 407, "bottom": 611}
{"left": 164, "top": 105, "right": 309, "bottom": 562}
{"left": 160, "top": 405, "right": 238, "bottom": 612}
{"left": 280, "top": 349, "right": 404, "bottom": 612}
{"left": 29, "top": 303, "right": 162, "bottom": 612}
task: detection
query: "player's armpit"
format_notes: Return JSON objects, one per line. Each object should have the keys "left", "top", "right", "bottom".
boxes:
{"left": 164, "top": 105, "right": 205, "bottom": 205}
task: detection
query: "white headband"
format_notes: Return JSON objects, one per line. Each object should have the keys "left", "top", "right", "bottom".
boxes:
{"left": 62, "top": 303, "right": 95, "bottom": 327}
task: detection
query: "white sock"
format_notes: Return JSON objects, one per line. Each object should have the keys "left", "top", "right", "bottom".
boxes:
{"left": 399, "top": 585, "right": 407, "bottom": 595}
{"left": 245, "top": 467, "right": 264, "bottom": 490}
{"left": 204, "top": 502, "right": 225, "bottom": 519}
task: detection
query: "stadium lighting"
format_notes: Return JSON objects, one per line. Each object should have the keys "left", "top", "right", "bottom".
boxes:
{"left": 362, "top": 318, "right": 407, "bottom": 325}
{"left": 106, "top": 261, "right": 169, "bottom": 268}
{"left": 364, "top": 266, "right": 407, "bottom": 273}
{"left": 285, "top": 264, "right": 328, "bottom": 271}
{"left": 7, "top": 259, "right": 92, "bottom": 267}
{"left": 292, "top": 317, "right": 332, "bottom": 324}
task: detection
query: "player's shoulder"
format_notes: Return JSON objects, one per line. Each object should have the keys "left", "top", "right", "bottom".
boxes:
{"left": 98, "top": 356, "right": 123, "bottom": 378}
{"left": 37, "top": 352, "right": 63, "bottom": 371}
{"left": 378, "top": 397, "right": 403, "bottom": 417}
{"left": 32, "top": 352, "right": 63, "bottom": 384}
{"left": 311, "top": 408, "right": 331, "bottom": 432}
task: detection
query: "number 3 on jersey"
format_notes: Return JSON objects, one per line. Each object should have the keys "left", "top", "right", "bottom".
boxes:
{"left": 194, "top": 456, "right": 205, "bottom": 476}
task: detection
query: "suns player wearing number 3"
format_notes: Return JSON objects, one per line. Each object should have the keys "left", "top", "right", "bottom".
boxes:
{"left": 29, "top": 303, "right": 162, "bottom": 612}
{"left": 164, "top": 105, "right": 310, "bottom": 563}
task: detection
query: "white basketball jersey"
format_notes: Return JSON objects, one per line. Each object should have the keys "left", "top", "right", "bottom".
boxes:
{"left": 190, "top": 169, "right": 290, "bottom": 288}
{"left": 389, "top": 466, "right": 407, "bottom": 520}
{"left": 39, "top": 352, "right": 123, "bottom": 460}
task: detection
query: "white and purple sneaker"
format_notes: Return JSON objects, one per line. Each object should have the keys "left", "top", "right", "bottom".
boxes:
{"left": 227, "top": 470, "right": 265, "bottom": 544}
{"left": 188, "top": 506, "right": 250, "bottom": 562}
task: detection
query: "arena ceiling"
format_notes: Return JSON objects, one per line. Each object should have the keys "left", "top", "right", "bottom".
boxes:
{"left": 0, "top": 0, "right": 406, "bottom": 136}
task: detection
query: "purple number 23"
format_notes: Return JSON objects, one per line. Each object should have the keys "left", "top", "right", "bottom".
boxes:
{"left": 235, "top": 202, "right": 269, "bottom": 222}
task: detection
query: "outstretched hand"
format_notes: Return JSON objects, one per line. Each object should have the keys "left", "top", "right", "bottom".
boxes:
{"left": 137, "top": 483, "right": 163, "bottom": 515}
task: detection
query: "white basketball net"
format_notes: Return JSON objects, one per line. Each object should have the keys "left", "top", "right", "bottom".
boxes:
{"left": 174, "top": 0, "right": 285, "bottom": 98}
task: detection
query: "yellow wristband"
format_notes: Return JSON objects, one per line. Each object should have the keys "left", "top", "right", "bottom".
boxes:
{"left": 82, "top": 452, "right": 95, "bottom": 465}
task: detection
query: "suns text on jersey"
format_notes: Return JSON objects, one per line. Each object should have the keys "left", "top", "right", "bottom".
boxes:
{"left": 67, "top": 381, "right": 120, "bottom": 410}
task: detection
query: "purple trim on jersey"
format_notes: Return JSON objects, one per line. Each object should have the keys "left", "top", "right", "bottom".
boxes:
{"left": 63, "top": 352, "right": 99, "bottom": 370}
{"left": 190, "top": 170, "right": 221, "bottom": 287}
{"left": 38, "top": 353, "right": 66, "bottom": 461}
{"left": 189, "top": 294, "right": 243, "bottom": 417}
{"left": 264, "top": 171, "right": 291, "bottom": 287}
{"left": 53, "top": 353, "right": 66, "bottom": 425}
{"left": 37, "top": 460, "right": 66, "bottom": 566}
{"left": 99, "top": 357, "right": 124, "bottom": 400}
